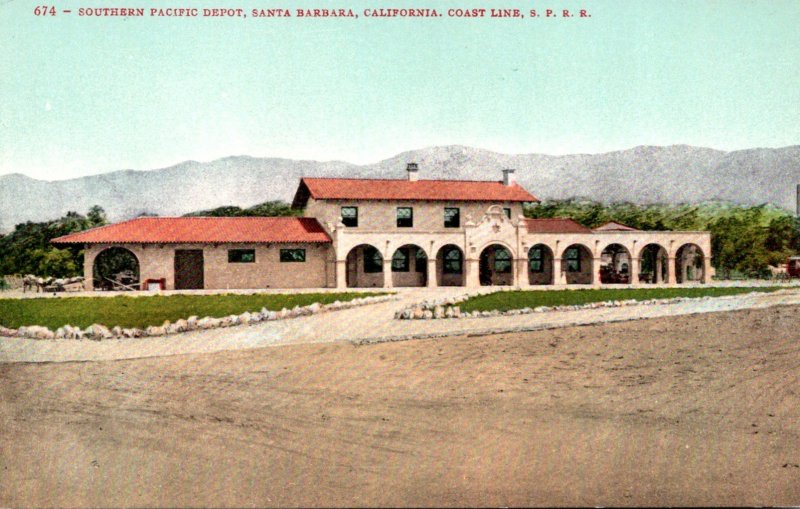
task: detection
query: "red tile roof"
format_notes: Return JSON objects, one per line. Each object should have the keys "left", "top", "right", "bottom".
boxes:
{"left": 524, "top": 218, "right": 593, "bottom": 234}
{"left": 593, "top": 221, "right": 640, "bottom": 232}
{"left": 292, "top": 177, "right": 538, "bottom": 207}
{"left": 51, "top": 217, "right": 331, "bottom": 245}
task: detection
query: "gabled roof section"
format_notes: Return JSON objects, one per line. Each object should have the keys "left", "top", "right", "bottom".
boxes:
{"left": 292, "top": 177, "right": 538, "bottom": 208}
{"left": 593, "top": 221, "right": 640, "bottom": 232}
{"left": 51, "top": 217, "right": 332, "bottom": 245}
{"left": 524, "top": 218, "right": 593, "bottom": 234}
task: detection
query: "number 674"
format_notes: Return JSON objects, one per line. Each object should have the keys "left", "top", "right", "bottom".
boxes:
{"left": 34, "top": 6, "right": 57, "bottom": 15}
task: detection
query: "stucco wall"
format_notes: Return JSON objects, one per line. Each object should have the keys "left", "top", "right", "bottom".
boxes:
{"left": 84, "top": 244, "right": 175, "bottom": 290}
{"left": 392, "top": 268, "right": 426, "bottom": 287}
{"left": 204, "top": 244, "right": 331, "bottom": 289}
{"left": 84, "top": 243, "right": 331, "bottom": 290}
{"left": 306, "top": 197, "right": 524, "bottom": 233}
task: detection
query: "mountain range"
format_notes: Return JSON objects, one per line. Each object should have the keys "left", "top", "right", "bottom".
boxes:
{"left": 2, "top": 144, "right": 800, "bottom": 231}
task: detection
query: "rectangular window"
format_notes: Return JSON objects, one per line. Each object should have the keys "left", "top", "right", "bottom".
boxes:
{"left": 363, "top": 246, "right": 383, "bottom": 273}
{"left": 280, "top": 248, "right": 306, "bottom": 262}
{"left": 529, "top": 247, "right": 544, "bottom": 272}
{"left": 444, "top": 207, "right": 460, "bottom": 228}
{"left": 391, "top": 248, "right": 409, "bottom": 272}
{"left": 503, "top": 207, "right": 512, "bottom": 219}
{"left": 396, "top": 207, "right": 413, "bottom": 227}
{"left": 566, "top": 247, "right": 581, "bottom": 272}
{"left": 228, "top": 249, "right": 255, "bottom": 263}
{"left": 341, "top": 206, "right": 358, "bottom": 227}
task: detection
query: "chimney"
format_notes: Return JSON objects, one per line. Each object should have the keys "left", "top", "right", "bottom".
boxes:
{"left": 406, "top": 162, "right": 419, "bottom": 182}
{"left": 502, "top": 168, "right": 516, "bottom": 186}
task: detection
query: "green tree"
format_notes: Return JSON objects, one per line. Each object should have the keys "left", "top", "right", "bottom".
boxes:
{"left": 0, "top": 208, "right": 100, "bottom": 277}
{"left": 184, "top": 205, "right": 244, "bottom": 217}
{"left": 87, "top": 205, "right": 108, "bottom": 227}
{"left": 243, "top": 200, "right": 298, "bottom": 217}
{"left": 182, "top": 200, "right": 298, "bottom": 217}
{"left": 37, "top": 248, "right": 79, "bottom": 277}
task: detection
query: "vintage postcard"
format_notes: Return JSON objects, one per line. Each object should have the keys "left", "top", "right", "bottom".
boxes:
{"left": 1, "top": 0, "right": 799, "bottom": 506}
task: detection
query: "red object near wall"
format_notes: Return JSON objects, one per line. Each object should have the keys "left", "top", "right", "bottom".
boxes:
{"left": 144, "top": 278, "right": 166, "bottom": 291}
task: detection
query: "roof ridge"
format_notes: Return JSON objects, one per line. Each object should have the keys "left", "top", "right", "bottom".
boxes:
{"left": 295, "top": 177, "right": 539, "bottom": 205}
{"left": 52, "top": 216, "right": 330, "bottom": 244}
{"left": 302, "top": 176, "right": 509, "bottom": 184}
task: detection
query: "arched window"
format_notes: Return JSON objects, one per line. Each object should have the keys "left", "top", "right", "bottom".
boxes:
{"left": 415, "top": 248, "right": 427, "bottom": 272}
{"left": 529, "top": 246, "right": 544, "bottom": 272}
{"left": 392, "top": 249, "right": 409, "bottom": 272}
{"left": 565, "top": 247, "right": 581, "bottom": 272}
{"left": 443, "top": 248, "right": 462, "bottom": 274}
{"left": 363, "top": 246, "right": 383, "bottom": 273}
{"left": 494, "top": 248, "right": 512, "bottom": 273}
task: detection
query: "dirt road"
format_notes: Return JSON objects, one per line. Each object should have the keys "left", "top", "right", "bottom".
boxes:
{"left": 2, "top": 305, "right": 799, "bottom": 507}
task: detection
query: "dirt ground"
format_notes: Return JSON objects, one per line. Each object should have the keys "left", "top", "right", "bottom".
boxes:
{"left": 2, "top": 306, "right": 799, "bottom": 507}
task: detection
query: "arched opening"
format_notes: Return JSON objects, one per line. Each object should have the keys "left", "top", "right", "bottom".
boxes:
{"left": 93, "top": 247, "right": 140, "bottom": 291}
{"left": 345, "top": 244, "right": 383, "bottom": 288}
{"left": 676, "top": 244, "right": 705, "bottom": 283}
{"left": 600, "top": 243, "right": 632, "bottom": 284}
{"left": 436, "top": 245, "right": 464, "bottom": 286}
{"left": 391, "top": 244, "right": 427, "bottom": 287}
{"left": 528, "top": 244, "right": 554, "bottom": 285}
{"left": 479, "top": 244, "right": 514, "bottom": 286}
{"left": 562, "top": 244, "right": 593, "bottom": 284}
{"left": 639, "top": 244, "right": 668, "bottom": 284}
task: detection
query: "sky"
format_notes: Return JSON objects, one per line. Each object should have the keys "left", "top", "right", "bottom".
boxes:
{"left": 1, "top": 0, "right": 799, "bottom": 180}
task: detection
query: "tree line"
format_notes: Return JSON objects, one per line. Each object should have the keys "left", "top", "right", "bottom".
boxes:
{"left": 1, "top": 200, "right": 798, "bottom": 279}
{"left": 0, "top": 206, "right": 108, "bottom": 278}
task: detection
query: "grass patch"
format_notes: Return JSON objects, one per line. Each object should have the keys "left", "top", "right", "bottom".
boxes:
{"left": 0, "top": 292, "right": 383, "bottom": 330}
{"left": 459, "top": 286, "right": 788, "bottom": 313}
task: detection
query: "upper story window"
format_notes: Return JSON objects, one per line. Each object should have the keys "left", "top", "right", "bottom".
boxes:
{"left": 503, "top": 207, "right": 512, "bottom": 219}
{"left": 341, "top": 206, "right": 358, "bottom": 227}
{"left": 565, "top": 247, "right": 581, "bottom": 272}
{"left": 280, "top": 248, "right": 306, "bottom": 262}
{"left": 397, "top": 207, "right": 413, "bottom": 228}
{"left": 444, "top": 207, "right": 460, "bottom": 228}
{"left": 228, "top": 249, "right": 255, "bottom": 263}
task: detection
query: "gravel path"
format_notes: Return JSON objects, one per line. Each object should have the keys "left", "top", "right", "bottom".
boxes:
{"left": 4, "top": 305, "right": 800, "bottom": 507}
{"left": 3, "top": 287, "right": 800, "bottom": 364}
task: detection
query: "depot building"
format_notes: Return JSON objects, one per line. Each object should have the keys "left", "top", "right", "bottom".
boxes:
{"left": 52, "top": 164, "right": 712, "bottom": 291}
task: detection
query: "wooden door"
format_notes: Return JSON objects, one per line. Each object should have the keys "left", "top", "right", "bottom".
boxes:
{"left": 174, "top": 249, "right": 204, "bottom": 290}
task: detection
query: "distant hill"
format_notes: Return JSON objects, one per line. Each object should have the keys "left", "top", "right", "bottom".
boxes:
{"left": 2, "top": 144, "right": 800, "bottom": 230}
